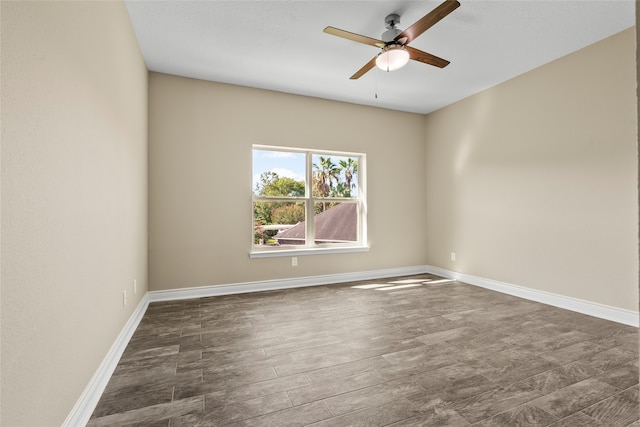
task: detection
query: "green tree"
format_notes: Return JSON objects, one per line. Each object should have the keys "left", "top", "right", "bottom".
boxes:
{"left": 254, "top": 219, "right": 270, "bottom": 244}
{"left": 254, "top": 172, "right": 306, "bottom": 244}
{"left": 330, "top": 182, "right": 349, "bottom": 198}
{"left": 255, "top": 172, "right": 304, "bottom": 197}
{"left": 271, "top": 203, "right": 305, "bottom": 225}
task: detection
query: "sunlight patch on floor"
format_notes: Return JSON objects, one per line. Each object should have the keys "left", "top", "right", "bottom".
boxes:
{"left": 375, "top": 284, "right": 424, "bottom": 291}
{"left": 351, "top": 278, "right": 454, "bottom": 292}
{"left": 388, "top": 279, "right": 428, "bottom": 284}
{"left": 351, "top": 284, "right": 390, "bottom": 289}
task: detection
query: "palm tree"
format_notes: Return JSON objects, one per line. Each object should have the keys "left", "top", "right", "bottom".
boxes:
{"left": 313, "top": 156, "right": 339, "bottom": 210}
{"left": 338, "top": 158, "right": 358, "bottom": 197}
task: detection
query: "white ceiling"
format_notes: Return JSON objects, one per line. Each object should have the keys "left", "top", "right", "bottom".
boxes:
{"left": 125, "top": 1, "right": 635, "bottom": 114}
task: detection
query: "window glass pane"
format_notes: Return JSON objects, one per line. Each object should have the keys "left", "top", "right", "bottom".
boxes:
{"left": 254, "top": 201, "right": 306, "bottom": 247}
{"left": 312, "top": 154, "right": 358, "bottom": 198}
{"left": 313, "top": 202, "right": 358, "bottom": 244}
{"left": 251, "top": 146, "right": 365, "bottom": 254}
{"left": 253, "top": 149, "right": 306, "bottom": 197}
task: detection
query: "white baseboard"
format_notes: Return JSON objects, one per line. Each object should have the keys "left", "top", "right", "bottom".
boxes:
{"left": 66, "top": 264, "right": 637, "bottom": 426}
{"left": 148, "top": 265, "right": 432, "bottom": 302}
{"left": 149, "top": 264, "right": 638, "bottom": 326}
{"left": 423, "top": 265, "right": 639, "bottom": 327}
{"left": 62, "top": 294, "right": 150, "bottom": 427}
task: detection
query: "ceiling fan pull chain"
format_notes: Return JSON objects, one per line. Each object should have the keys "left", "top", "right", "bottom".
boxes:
{"left": 374, "top": 73, "right": 378, "bottom": 99}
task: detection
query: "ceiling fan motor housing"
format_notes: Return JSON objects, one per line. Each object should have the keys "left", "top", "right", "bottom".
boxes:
{"left": 381, "top": 27, "right": 402, "bottom": 42}
{"left": 381, "top": 14, "right": 402, "bottom": 42}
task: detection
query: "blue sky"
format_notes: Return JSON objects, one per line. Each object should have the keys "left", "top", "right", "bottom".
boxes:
{"left": 252, "top": 148, "right": 359, "bottom": 194}
{"left": 252, "top": 149, "right": 305, "bottom": 191}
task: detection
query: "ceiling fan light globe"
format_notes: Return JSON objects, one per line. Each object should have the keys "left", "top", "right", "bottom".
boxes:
{"left": 375, "top": 46, "right": 410, "bottom": 71}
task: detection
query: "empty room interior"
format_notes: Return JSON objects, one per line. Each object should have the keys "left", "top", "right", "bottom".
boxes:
{"left": 2, "top": 1, "right": 640, "bottom": 426}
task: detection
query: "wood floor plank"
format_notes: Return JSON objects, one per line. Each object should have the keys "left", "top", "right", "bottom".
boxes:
{"left": 88, "top": 274, "right": 639, "bottom": 426}
{"left": 582, "top": 385, "right": 640, "bottom": 425}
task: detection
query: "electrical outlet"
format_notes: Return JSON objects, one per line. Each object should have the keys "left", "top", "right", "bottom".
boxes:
{"left": 292, "top": 257, "right": 298, "bottom": 267}
{"left": 450, "top": 252, "right": 456, "bottom": 261}
{"left": 123, "top": 290, "right": 127, "bottom": 307}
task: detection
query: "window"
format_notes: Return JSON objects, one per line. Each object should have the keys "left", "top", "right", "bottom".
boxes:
{"left": 251, "top": 145, "right": 367, "bottom": 257}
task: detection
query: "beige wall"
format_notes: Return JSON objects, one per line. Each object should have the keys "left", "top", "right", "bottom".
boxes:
{"left": 148, "top": 73, "right": 427, "bottom": 291}
{"left": 424, "top": 27, "right": 638, "bottom": 312}
{"left": 1, "top": 2, "right": 148, "bottom": 425}
{"left": 0, "top": 1, "right": 636, "bottom": 424}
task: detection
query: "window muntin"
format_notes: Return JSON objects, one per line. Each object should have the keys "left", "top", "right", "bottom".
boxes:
{"left": 252, "top": 145, "right": 366, "bottom": 255}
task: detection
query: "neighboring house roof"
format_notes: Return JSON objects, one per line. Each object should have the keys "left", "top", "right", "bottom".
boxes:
{"left": 255, "top": 224, "right": 296, "bottom": 232}
{"left": 275, "top": 202, "right": 357, "bottom": 243}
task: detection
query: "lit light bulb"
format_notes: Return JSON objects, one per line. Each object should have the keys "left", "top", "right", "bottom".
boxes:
{"left": 375, "top": 45, "right": 410, "bottom": 71}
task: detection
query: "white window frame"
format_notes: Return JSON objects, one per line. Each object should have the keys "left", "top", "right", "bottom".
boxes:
{"left": 250, "top": 145, "right": 368, "bottom": 258}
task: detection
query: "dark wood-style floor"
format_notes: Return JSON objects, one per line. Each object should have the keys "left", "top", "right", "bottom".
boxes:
{"left": 89, "top": 274, "right": 639, "bottom": 426}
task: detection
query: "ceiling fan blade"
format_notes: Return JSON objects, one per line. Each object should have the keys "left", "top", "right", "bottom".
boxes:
{"left": 324, "top": 26, "right": 385, "bottom": 48}
{"left": 395, "top": 0, "right": 460, "bottom": 44}
{"left": 405, "top": 46, "right": 450, "bottom": 68}
{"left": 350, "top": 57, "right": 377, "bottom": 80}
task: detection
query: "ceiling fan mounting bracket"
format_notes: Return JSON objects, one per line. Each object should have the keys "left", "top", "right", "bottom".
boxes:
{"left": 381, "top": 14, "right": 403, "bottom": 42}
{"left": 384, "top": 14, "right": 401, "bottom": 29}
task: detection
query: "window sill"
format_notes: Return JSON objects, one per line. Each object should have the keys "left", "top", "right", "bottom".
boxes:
{"left": 249, "top": 245, "right": 370, "bottom": 259}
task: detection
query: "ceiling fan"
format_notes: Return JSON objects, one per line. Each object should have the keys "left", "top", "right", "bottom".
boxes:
{"left": 323, "top": 0, "right": 460, "bottom": 79}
